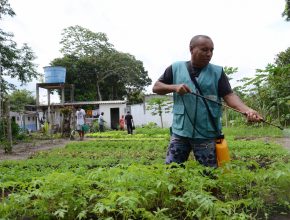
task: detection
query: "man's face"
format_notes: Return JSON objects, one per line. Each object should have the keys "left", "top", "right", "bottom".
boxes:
{"left": 190, "top": 38, "right": 214, "bottom": 68}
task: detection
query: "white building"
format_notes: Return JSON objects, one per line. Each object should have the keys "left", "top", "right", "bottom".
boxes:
{"left": 37, "top": 100, "right": 127, "bottom": 131}
{"left": 129, "top": 94, "right": 173, "bottom": 128}
{"left": 10, "top": 111, "right": 38, "bottom": 131}
{"left": 10, "top": 94, "right": 173, "bottom": 132}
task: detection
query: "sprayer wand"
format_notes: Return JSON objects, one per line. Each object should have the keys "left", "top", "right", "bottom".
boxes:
{"left": 190, "top": 92, "right": 284, "bottom": 130}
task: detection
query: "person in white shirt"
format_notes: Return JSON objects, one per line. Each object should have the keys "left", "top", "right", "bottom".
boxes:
{"left": 76, "top": 106, "right": 86, "bottom": 140}
{"left": 98, "top": 112, "right": 105, "bottom": 132}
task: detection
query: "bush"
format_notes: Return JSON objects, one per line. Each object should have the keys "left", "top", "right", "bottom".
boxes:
{"left": 0, "top": 119, "right": 24, "bottom": 141}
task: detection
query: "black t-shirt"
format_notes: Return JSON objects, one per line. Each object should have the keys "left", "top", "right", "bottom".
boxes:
{"left": 125, "top": 114, "right": 133, "bottom": 125}
{"left": 158, "top": 61, "right": 233, "bottom": 97}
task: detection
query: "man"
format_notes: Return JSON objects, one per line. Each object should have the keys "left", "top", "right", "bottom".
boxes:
{"left": 98, "top": 112, "right": 105, "bottom": 132}
{"left": 152, "top": 35, "right": 262, "bottom": 167}
{"left": 125, "top": 111, "right": 134, "bottom": 134}
{"left": 75, "top": 106, "right": 86, "bottom": 141}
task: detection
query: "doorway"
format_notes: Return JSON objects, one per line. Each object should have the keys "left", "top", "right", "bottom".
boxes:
{"left": 110, "top": 108, "right": 119, "bottom": 130}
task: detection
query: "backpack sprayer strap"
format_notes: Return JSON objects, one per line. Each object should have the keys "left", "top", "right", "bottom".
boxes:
{"left": 187, "top": 63, "right": 223, "bottom": 139}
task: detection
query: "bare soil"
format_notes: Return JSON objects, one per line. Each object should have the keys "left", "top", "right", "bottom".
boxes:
{"left": 0, "top": 138, "right": 72, "bottom": 161}
{"left": 0, "top": 137, "right": 290, "bottom": 161}
{"left": 234, "top": 136, "right": 290, "bottom": 151}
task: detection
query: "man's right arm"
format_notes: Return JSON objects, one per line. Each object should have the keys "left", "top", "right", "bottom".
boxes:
{"left": 153, "top": 81, "right": 191, "bottom": 95}
{"left": 152, "top": 65, "right": 191, "bottom": 95}
{"left": 153, "top": 81, "right": 176, "bottom": 94}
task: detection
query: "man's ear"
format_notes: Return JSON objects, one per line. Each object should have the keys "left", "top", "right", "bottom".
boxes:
{"left": 189, "top": 46, "right": 193, "bottom": 52}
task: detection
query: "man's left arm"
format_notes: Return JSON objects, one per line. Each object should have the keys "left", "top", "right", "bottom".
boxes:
{"left": 223, "top": 93, "right": 263, "bottom": 122}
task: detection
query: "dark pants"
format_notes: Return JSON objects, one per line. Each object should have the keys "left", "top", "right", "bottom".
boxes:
{"left": 99, "top": 124, "right": 104, "bottom": 132}
{"left": 127, "top": 123, "right": 133, "bottom": 134}
{"left": 165, "top": 134, "right": 217, "bottom": 167}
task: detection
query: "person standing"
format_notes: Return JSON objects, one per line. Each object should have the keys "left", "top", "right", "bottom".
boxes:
{"left": 152, "top": 35, "right": 262, "bottom": 167}
{"left": 125, "top": 111, "right": 134, "bottom": 134}
{"left": 119, "top": 115, "right": 125, "bottom": 130}
{"left": 75, "top": 106, "right": 86, "bottom": 141}
{"left": 98, "top": 112, "right": 105, "bottom": 132}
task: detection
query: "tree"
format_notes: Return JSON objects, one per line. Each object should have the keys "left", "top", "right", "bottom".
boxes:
{"left": 0, "top": 2, "right": 38, "bottom": 92}
{"left": 9, "top": 89, "right": 35, "bottom": 113}
{"left": 146, "top": 97, "right": 172, "bottom": 128}
{"left": 52, "top": 25, "right": 151, "bottom": 102}
{"left": 275, "top": 47, "right": 290, "bottom": 66}
{"left": 59, "top": 25, "right": 113, "bottom": 57}
{"left": 282, "top": 0, "right": 290, "bottom": 21}
{"left": 0, "top": 0, "right": 15, "bottom": 19}
{"left": 0, "top": 0, "right": 38, "bottom": 151}
{"left": 223, "top": 66, "right": 238, "bottom": 81}
{"left": 236, "top": 47, "right": 290, "bottom": 126}
{"left": 223, "top": 66, "right": 238, "bottom": 127}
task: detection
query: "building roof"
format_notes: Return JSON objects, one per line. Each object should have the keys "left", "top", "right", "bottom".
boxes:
{"left": 10, "top": 111, "right": 37, "bottom": 116}
{"left": 38, "top": 100, "right": 127, "bottom": 107}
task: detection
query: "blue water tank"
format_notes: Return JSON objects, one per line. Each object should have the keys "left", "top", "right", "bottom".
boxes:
{"left": 44, "top": 66, "right": 66, "bottom": 83}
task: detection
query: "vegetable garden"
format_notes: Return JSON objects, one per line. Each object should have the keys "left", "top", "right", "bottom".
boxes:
{"left": 0, "top": 126, "right": 289, "bottom": 219}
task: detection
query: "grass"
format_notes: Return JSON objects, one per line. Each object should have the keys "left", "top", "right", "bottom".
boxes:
{"left": 223, "top": 125, "right": 284, "bottom": 137}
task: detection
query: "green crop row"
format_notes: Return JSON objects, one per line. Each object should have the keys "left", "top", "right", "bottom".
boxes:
{"left": 0, "top": 127, "right": 289, "bottom": 219}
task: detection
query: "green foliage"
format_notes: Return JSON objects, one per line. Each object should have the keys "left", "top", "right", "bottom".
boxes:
{"left": 60, "top": 106, "right": 73, "bottom": 116}
{"left": 59, "top": 25, "right": 113, "bottom": 57}
{"left": 89, "top": 119, "right": 110, "bottom": 133}
{"left": 282, "top": 0, "right": 290, "bottom": 21}
{"left": 127, "top": 90, "right": 145, "bottom": 105}
{"left": 146, "top": 97, "right": 173, "bottom": 128}
{"left": 8, "top": 89, "right": 35, "bottom": 112}
{"left": 42, "top": 121, "right": 50, "bottom": 136}
{"left": 0, "top": 3, "right": 38, "bottom": 93}
{"left": 0, "top": 127, "right": 289, "bottom": 219}
{"left": 223, "top": 126, "right": 283, "bottom": 138}
{"left": 51, "top": 25, "right": 151, "bottom": 101}
{"left": 0, "top": 119, "right": 23, "bottom": 152}
{"left": 0, "top": 0, "right": 15, "bottom": 19}
{"left": 235, "top": 47, "right": 290, "bottom": 127}
{"left": 0, "top": 118, "right": 22, "bottom": 141}
{"left": 223, "top": 66, "right": 238, "bottom": 81}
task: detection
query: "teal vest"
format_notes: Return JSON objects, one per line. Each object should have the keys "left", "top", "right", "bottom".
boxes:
{"left": 172, "top": 61, "right": 222, "bottom": 139}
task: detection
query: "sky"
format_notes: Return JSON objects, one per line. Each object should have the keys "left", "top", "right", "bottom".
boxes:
{"left": 2, "top": 0, "right": 290, "bottom": 104}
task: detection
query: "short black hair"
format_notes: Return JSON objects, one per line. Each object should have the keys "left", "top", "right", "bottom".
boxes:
{"left": 189, "top": 35, "right": 212, "bottom": 50}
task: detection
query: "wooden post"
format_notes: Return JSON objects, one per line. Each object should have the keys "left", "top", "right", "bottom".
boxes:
{"left": 36, "top": 84, "right": 39, "bottom": 107}
{"left": 61, "top": 85, "right": 65, "bottom": 104}
{"left": 70, "top": 84, "right": 75, "bottom": 102}
{"left": 6, "top": 98, "right": 12, "bottom": 153}
{"left": 47, "top": 88, "right": 52, "bottom": 136}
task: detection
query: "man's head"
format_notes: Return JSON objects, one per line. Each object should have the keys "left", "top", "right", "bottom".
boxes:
{"left": 101, "top": 112, "right": 104, "bottom": 115}
{"left": 189, "top": 35, "right": 214, "bottom": 68}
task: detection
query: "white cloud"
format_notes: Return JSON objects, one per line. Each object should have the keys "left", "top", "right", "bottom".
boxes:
{"left": 2, "top": 0, "right": 289, "bottom": 102}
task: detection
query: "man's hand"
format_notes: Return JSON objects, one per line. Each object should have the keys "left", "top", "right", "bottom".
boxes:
{"left": 245, "top": 109, "right": 263, "bottom": 122}
{"left": 175, "top": 84, "right": 191, "bottom": 95}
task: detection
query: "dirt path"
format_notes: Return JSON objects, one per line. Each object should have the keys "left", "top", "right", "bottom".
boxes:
{"left": 0, "top": 138, "right": 72, "bottom": 161}
{"left": 274, "top": 137, "right": 290, "bottom": 151}
{"left": 0, "top": 137, "right": 290, "bottom": 161}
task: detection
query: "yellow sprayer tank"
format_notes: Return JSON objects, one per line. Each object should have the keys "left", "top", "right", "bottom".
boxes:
{"left": 216, "top": 138, "right": 231, "bottom": 167}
